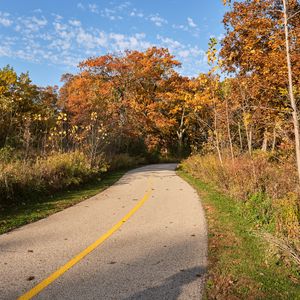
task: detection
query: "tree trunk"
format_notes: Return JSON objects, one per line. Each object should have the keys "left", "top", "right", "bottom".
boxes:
{"left": 239, "top": 86, "right": 252, "bottom": 156}
{"left": 176, "top": 107, "right": 186, "bottom": 158}
{"left": 238, "top": 121, "right": 243, "bottom": 152}
{"left": 214, "top": 102, "right": 223, "bottom": 166}
{"left": 283, "top": 0, "right": 300, "bottom": 184}
{"left": 261, "top": 129, "right": 268, "bottom": 152}
{"left": 272, "top": 125, "right": 277, "bottom": 153}
{"left": 243, "top": 110, "right": 252, "bottom": 156}
{"left": 226, "top": 98, "right": 234, "bottom": 160}
{"left": 249, "top": 127, "right": 252, "bottom": 155}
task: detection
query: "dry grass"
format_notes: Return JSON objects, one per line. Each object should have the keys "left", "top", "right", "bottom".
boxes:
{"left": 181, "top": 152, "right": 300, "bottom": 261}
{"left": 0, "top": 151, "right": 103, "bottom": 208}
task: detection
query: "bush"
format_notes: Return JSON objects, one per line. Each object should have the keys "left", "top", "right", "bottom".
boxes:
{"left": 37, "top": 152, "right": 98, "bottom": 190}
{"left": 0, "top": 146, "right": 15, "bottom": 163}
{"left": 0, "top": 151, "right": 104, "bottom": 209}
{"left": 181, "top": 153, "right": 298, "bottom": 201}
{"left": 180, "top": 153, "right": 300, "bottom": 254}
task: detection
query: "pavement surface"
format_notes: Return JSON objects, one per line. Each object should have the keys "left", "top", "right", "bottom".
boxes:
{"left": 0, "top": 164, "right": 207, "bottom": 300}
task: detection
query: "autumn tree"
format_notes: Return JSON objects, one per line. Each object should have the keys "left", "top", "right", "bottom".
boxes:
{"left": 0, "top": 65, "right": 54, "bottom": 154}
{"left": 61, "top": 47, "right": 184, "bottom": 157}
{"left": 220, "top": 0, "right": 300, "bottom": 165}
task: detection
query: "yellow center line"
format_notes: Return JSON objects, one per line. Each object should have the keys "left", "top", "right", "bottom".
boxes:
{"left": 18, "top": 180, "right": 152, "bottom": 300}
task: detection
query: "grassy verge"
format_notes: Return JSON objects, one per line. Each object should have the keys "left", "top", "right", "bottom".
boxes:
{"left": 178, "top": 170, "right": 300, "bottom": 300}
{"left": 0, "top": 169, "right": 127, "bottom": 235}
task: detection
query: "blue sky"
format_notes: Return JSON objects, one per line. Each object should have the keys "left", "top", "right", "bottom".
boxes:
{"left": 0, "top": 0, "right": 226, "bottom": 86}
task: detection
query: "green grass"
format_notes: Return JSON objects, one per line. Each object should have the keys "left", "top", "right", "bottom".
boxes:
{"left": 178, "top": 170, "right": 300, "bottom": 300}
{"left": 0, "top": 169, "right": 127, "bottom": 235}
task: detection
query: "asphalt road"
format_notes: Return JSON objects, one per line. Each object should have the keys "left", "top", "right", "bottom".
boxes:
{"left": 0, "top": 164, "right": 207, "bottom": 300}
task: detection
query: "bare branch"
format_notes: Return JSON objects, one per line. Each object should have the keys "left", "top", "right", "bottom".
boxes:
{"left": 288, "top": 9, "right": 300, "bottom": 20}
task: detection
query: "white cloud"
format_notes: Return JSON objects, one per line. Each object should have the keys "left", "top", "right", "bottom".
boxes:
{"left": 0, "top": 9, "right": 207, "bottom": 79}
{"left": 52, "top": 13, "right": 63, "bottom": 20}
{"left": 0, "top": 45, "right": 11, "bottom": 56}
{"left": 32, "top": 16, "right": 48, "bottom": 27}
{"left": 217, "top": 33, "right": 225, "bottom": 41}
{"left": 187, "top": 17, "right": 197, "bottom": 28}
{"left": 19, "top": 16, "right": 48, "bottom": 33}
{"left": 135, "top": 33, "right": 146, "bottom": 39}
{"left": 117, "top": 2, "right": 131, "bottom": 10}
{"left": 77, "top": 3, "right": 166, "bottom": 27}
{"left": 88, "top": 4, "right": 99, "bottom": 14}
{"left": 157, "top": 35, "right": 183, "bottom": 49}
{"left": 0, "top": 18, "right": 12, "bottom": 27}
{"left": 102, "top": 2, "right": 131, "bottom": 20}
{"left": 148, "top": 14, "right": 167, "bottom": 27}
{"left": 190, "top": 47, "right": 204, "bottom": 57}
{"left": 173, "top": 18, "right": 200, "bottom": 37}
{"left": 69, "top": 19, "right": 81, "bottom": 27}
{"left": 0, "top": 37, "right": 14, "bottom": 56}
{"left": 109, "top": 33, "right": 128, "bottom": 50}
{"left": 0, "top": 12, "right": 12, "bottom": 27}
{"left": 77, "top": 28, "right": 107, "bottom": 49}
{"left": 156, "top": 34, "right": 205, "bottom": 69}
{"left": 50, "top": 38, "right": 71, "bottom": 51}
{"left": 178, "top": 50, "right": 190, "bottom": 58}
{"left": 85, "top": 2, "right": 127, "bottom": 21}
{"left": 77, "top": 29, "right": 95, "bottom": 48}
{"left": 130, "top": 9, "right": 144, "bottom": 18}
{"left": 109, "top": 32, "right": 150, "bottom": 51}
{"left": 100, "top": 8, "right": 123, "bottom": 21}
{"left": 53, "top": 21, "right": 67, "bottom": 32}
{"left": 172, "top": 24, "right": 188, "bottom": 31}
{"left": 77, "top": 3, "right": 84, "bottom": 10}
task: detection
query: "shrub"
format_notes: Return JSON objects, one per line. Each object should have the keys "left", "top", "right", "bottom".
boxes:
{"left": 180, "top": 153, "right": 300, "bottom": 254}
{"left": 274, "top": 193, "right": 300, "bottom": 240}
{"left": 37, "top": 151, "right": 97, "bottom": 190}
{"left": 0, "top": 146, "right": 15, "bottom": 163}
{"left": 0, "top": 151, "right": 104, "bottom": 209}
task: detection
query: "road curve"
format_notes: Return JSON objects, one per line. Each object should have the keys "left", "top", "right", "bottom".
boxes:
{"left": 0, "top": 164, "right": 207, "bottom": 300}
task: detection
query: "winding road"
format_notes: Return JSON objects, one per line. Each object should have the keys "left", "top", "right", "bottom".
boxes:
{"left": 0, "top": 164, "right": 207, "bottom": 300}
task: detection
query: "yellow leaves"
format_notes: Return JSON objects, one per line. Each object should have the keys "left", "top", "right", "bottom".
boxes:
{"left": 218, "top": 59, "right": 224, "bottom": 67}
{"left": 279, "top": 88, "right": 288, "bottom": 96}
{"left": 207, "top": 37, "right": 218, "bottom": 68}
{"left": 49, "top": 128, "right": 66, "bottom": 138}
{"left": 33, "top": 114, "right": 43, "bottom": 121}
{"left": 57, "top": 112, "right": 67, "bottom": 121}
{"left": 243, "top": 112, "right": 252, "bottom": 127}
{"left": 170, "top": 106, "right": 181, "bottom": 114}
{"left": 0, "top": 66, "right": 17, "bottom": 86}
{"left": 197, "top": 74, "right": 208, "bottom": 85}
{"left": 71, "top": 125, "right": 78, "bottom": 131}
{"left": 90, "top": 111, "right": 98, "bottom": 121}
{"left": 227, "top": 52, "right": 235, "bottom": 62}
{"left": 55, "top": 112, "right": 68, "bottom": 128}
